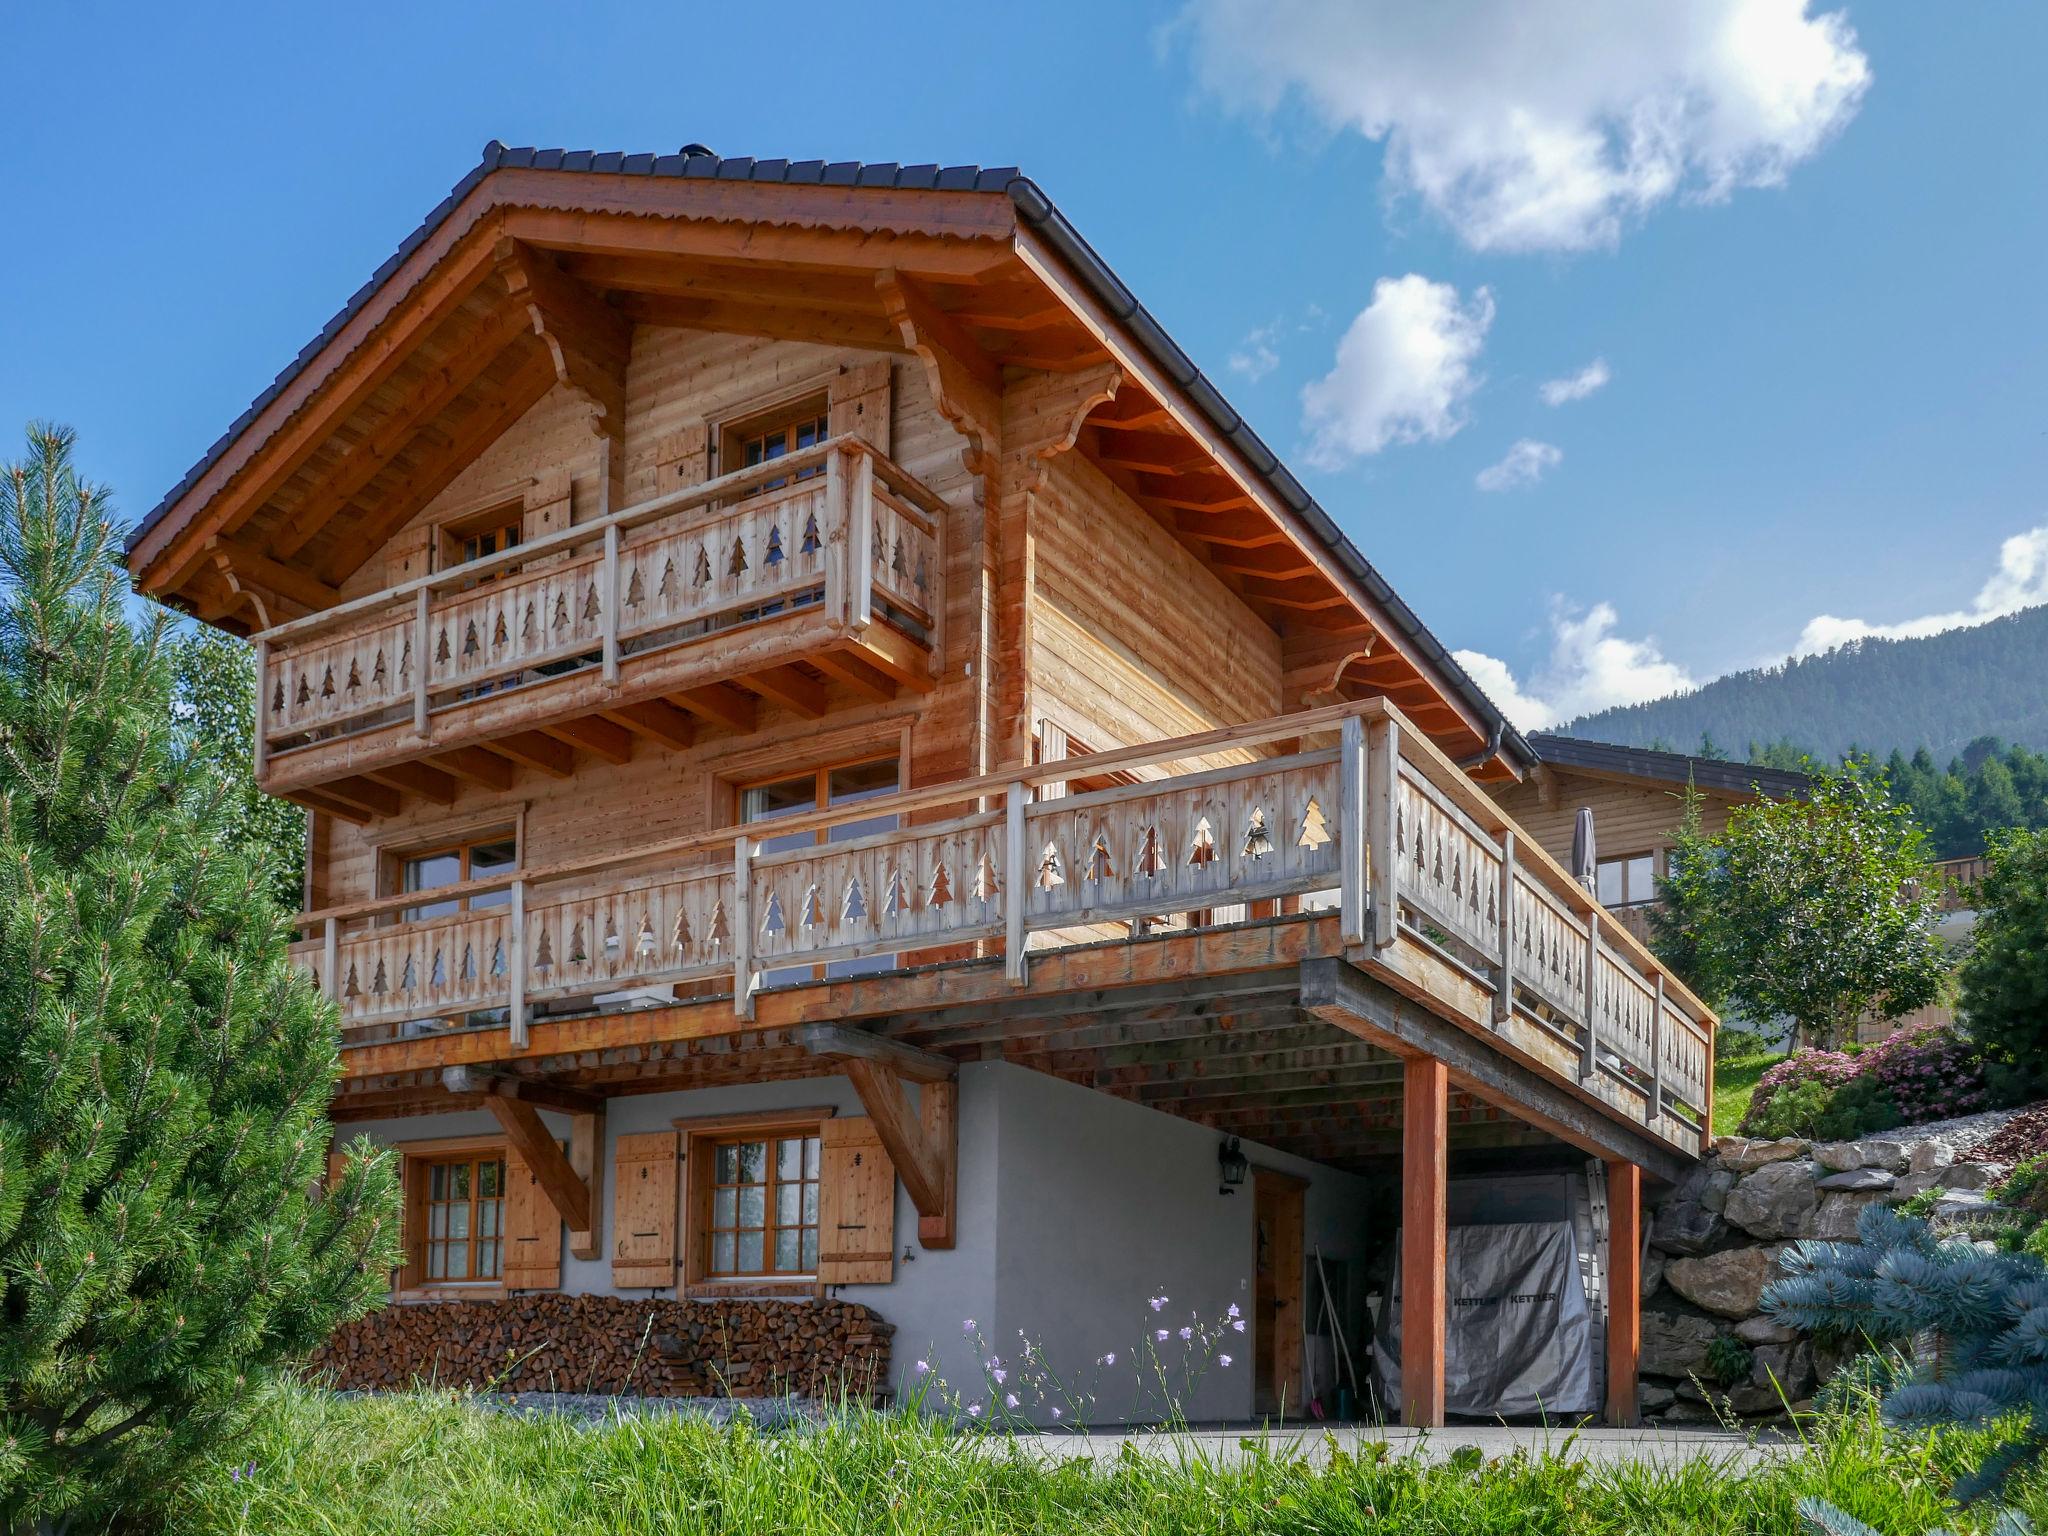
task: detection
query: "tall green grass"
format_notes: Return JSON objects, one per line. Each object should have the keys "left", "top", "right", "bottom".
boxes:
{"left": 164, "top": 1381, "right": 2043, "bottom": 1536}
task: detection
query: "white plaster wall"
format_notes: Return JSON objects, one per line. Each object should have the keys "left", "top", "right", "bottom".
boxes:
{"left": 984, "top": 1066, "right": 1375, "bottom": 1425}
{"left": 335, "top": 1061, "right": 1371, "bottom": 1424}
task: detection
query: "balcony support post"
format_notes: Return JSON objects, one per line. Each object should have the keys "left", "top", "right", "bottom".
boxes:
{"left": 1005, "top": 782, "right": 1028, "bottom": 985}
{"left": 322, "top": 915, "right": 339, "bottom": 1008}
{"left": 1494, "top": 831, "right": 1516, "bottom": 1027}
{"left": 509, "top": 878, "right": 527, "bottom": 1048}
{"left": 601, "top": 522, "right": 621, "bottom": 688}
{"left": 734, "top": 835, "right": 756, "bottom": 1020}
{"left": 1366, "top": 715, "right": 1400, "bottom": 948}
{"left": 848, "top": 449, "right": 874, "bottom": 634}
{"left": 1605, "top": 1159, "right": 1642, "bottom": 1426}
{"left": 1401, "top": 1054, "right": 1448, "bottom": 1428}
{"left": 411, "top": 587, "right": 431, "bottom": 738}
{"left": 253, "top": 638, "right": 271, "bottom": 782}
{"left": 1648, "top": 974, "right": 1665, "bottom": 1125}
{"left": 1581, "top": 911, "right": 1601, "bottom": 1082}
{"left": 1338, "top": 713, "right": 1367, "bottom": 947}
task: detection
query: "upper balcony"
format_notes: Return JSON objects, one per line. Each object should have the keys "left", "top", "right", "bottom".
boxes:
{"left": 296, "top": 698, "right": 1718, "bottom": 1168}
{"left": 253, "top": 437, "right": 944, "bottom": 814}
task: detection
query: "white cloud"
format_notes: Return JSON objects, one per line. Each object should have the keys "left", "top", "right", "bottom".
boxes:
{"left": 1476, "top": 439, "right": 1562, "bottom": 492}
{"left": 1228, "top": 323, "right": 1281, "bottom": 381}
{"left": 1300, "top": 274, "right": 1493, "bottom": 468}
{"left": 1795, "top": 526, "right": 2048, "bottom": 656}
{"left": 1456, "top": 600, "right": 1696, "bottom": 730}
{"left": 1539, "top": 359, "right": 1612, "bottom": 407}
{"left": 1175, "top": 0, "right": 1871, "bottom": 253}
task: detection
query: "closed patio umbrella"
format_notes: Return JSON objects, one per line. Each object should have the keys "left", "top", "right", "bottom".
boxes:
{"left": 1571, "top": 806, "right": 1597, "bottom": 897}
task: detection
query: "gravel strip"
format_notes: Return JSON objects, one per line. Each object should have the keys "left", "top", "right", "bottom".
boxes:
{"left": 1894, "top": 1100, "right": 2046, "bottom": 1157}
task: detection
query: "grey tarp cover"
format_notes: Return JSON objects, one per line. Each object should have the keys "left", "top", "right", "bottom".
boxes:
{"left": 1374, "top": 1219, "right": 1596, "bottom": 1417}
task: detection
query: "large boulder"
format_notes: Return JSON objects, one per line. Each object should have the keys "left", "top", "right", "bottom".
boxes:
{"left": 1814, "top": 1141, "right": 1864, "bottom": 1172}
{"left": 1715, "top": 1137, "right": 1809, "bottom": 1173}
{"left": 1652, "top": 1166, "right": 1736, "bottom": 1255}
{"left": 1812, "top": 1191, "right": 1885, "bottom": 1240}
{"left": 1724, "top": 1160, "right": 1820, "bottom": 1239}
{"left": 1897, "top": 1163, "right": 2001, "bottom": 1199}
{"left": 1750, "top": 1342, "right": 1817, "bottom": 1404}
{"left": 1642, "top": 1247, "right": 1667, "bottom": 1301}
{"left": 1735, "top": 1316, "right": 1800, "bottom": 1346}
{"left": 1815, "top": 1166, "right": 1894, "bottom": 1192}
{"left": 1909, "top": 1141, "right": 1956, "bottom": 1175}
{"left": 1665, "top": 1246, "right": 1781, "bottom": 1319}
{"left": 1641, "top": 1307, "right": 1720, "bottom": 1377}
{"left": 1860, "top": 1140, "right": 1912, "bottom": 1173}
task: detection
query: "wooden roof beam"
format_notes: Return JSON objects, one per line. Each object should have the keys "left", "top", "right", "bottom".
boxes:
{"left": 508, "top": 207, "right": 1013, "bottom": 280}
{"left": 364, "top": 760, "right": 459, "bottom": 805}
{"left": 611, "top": 294, "right": 902, "bottom": 351}
{"left": 317, "top": 775, "right": 402, "bottom": 818}
{"left": 558, "top": 254, "right": 882, "bottom": 312}
{"left": 497, "top": 238, "right": 631, "bottom": 436}
{"left": 429, "top": 745, "right": 517, "bottom": 790}
{"left": 669, "top": 685, "right": 756, "bottom": 733}
{"left": 493, "top": 730, "right": 577, "bottom": 778}
{"left": 1172, "top": 510, "right": 1291, "bottom": 549}
{"left": 542, "top": 714, "right": 634, "bottom": 764}
{"left": 737, "top": 664, "right": 827, "bottom": 718}
{"left": 600, "top": 697, "right": 698, "bottom": 751}
{"left": 810, "top": 648, "right": 898, "bottom": 703}
{"left": 317, "top": 350, "right": 559, "bottom": 586}
{"left": 205, "top": 536, "right": 343, "bottom": 612}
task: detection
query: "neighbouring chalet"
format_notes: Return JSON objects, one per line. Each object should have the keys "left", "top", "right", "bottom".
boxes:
{"left": 127, "top": 144, "right": 1719, "bottom": 1427}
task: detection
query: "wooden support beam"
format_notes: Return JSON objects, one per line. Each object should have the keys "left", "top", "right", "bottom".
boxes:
{"left": 810, "top": 648, "right": 898, "bottom": 703}
{"left": 206, "top": 537, "right": 344, "bottom": 611}
{"left": 497, "top": 237, "right": 632, "bottom": 434}
{"left": 441, "top": 1065, "right": 604, "bottom": 1116}
{"left": 317, "top": 775, "right": 402, "bottom": 818}
{"left": 841, "top": 1058, "right": 955, "bottom": 1249}
{"left": 798, "top": 1024, "right": 956, "bottom": 1084}
{"left": 612, "top": 294, "right": 903, "bottom": 352}
{"left": 737, "top": 665, "right": 826, "bottom": 718}
{"left": 1298, "top": 958, "right": 1688, "bottom": 1184}
{"left": 430, "top": 745, "right": 517, "bottom": 791}
{"left": 670, "top": 684, "right": 756, "bottom": 733}
{"left": 1606, "top": 1159, "right": 1642, "bottom": 1427}
{"left": 482, "top": 1092, "right": 591, "bottom": 1236}
{"left": 601, "top": 697, "right": 698, "bottom": 751}
{"left": 364, "top": 760, "right": 459, "bottom": 805}
{"left": 543, "top": 714, "right": 635, "bottom": 764}
{"left": 290, "top": 788, "right": 371, "bottom": 825}
{"left": 1402, "top": 1055, "right": 1448, "bottom": 1429}
{"left": 569, "top": 1102, "right": 605, "bottom": 1261}
{"left": 492, "top": 730, "right": 577, "bottom": 778}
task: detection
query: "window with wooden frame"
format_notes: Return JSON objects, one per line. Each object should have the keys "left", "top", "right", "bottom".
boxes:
{"left": 436, "top": 501, "right": 524, "bottom": 579}
{"left": 416, "top": 1149, "right": 507, "bottom": 1283}
{"left": 740, "top": 756, "right": 901, "bottom": 981}
{"left": 1596, "top": 851, "right": 1659, "bottom": 909}
{"left": 700, "top": 1128, "right": 824, "bottom": 1278}
{"left": 721, "top": 394, "right": 830, "bottom": 496}
{"left": 394, "top": 828, "right": 519, "bottom": 921}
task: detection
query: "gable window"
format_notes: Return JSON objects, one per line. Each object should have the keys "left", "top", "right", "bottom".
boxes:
{"left": 1596, "top": 852, "right": 1658, "bottom": 909}
{"left": 420, "top": 1151, "right": 506, "bottom": 1281}
{"left": 439, "top": 504, "right": 523, "bottom": 578}
{"left": 724, "top": 397, "right": 830, "bottom": 495}
{"left": 399, "top": 831, "right": 518, "bottom": 921}
{"left": 703, "top": 1130, "right": 823, "bottom": 1278}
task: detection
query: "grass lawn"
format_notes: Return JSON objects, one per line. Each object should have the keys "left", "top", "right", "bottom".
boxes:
{"left": 1715, "top": 1038, "right": 1786, "bottom": 1135}
{"left": 163, "top": 1382, "right": 2041, "bottom": 1536}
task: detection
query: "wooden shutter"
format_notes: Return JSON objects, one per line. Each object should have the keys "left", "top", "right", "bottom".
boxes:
{"left": 524, "top": 466, "right": 574, "bottom": 539}
{"left": 653, "top": 423, "right": 712, "bottom": 492}
{"left": 828, "top": 361, "right": 892, "bottom": 453}
{"left": 817, "top": 1116, "right": 895, "bottom": 1285}
{"left": 612, "top": 1131, "right": 680, "bottom": 1288}
{"left": 383, "top": 524, "right": 433, "bottom": 586}
{"left": 502, "top": 1145, "right": 564, "bottom": 1291}
{"left": 1037, "top": 719, "right": 1070, "bottom": 802}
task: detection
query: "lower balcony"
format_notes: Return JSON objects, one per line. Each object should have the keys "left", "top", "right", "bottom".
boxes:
{"left": 299, "top": 700, "right": 1718, "bottom": 1167}
{"left": 254, "top": 436, "right": 942, "bottom": 815}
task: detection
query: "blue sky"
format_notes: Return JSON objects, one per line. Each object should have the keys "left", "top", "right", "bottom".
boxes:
{"left": 4, "top": 2, "right": 2043, "bottom": 727}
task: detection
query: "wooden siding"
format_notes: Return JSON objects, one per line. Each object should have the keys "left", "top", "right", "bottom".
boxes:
{"left": 1486, "top": 768, "right": 1747, "bottom": 872}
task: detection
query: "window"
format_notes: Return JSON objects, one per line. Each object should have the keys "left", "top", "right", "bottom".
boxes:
{"left": 420, "top": 1152, "right": 506, "bottom": 1281}
{"left": 741, "top": 757, "right": 901, "bottom": 981}
{"left": 704, "top": 1130, "right": 822, "bottom": 1277}
{"left": 1596, "top": 852, "right": 1658, "bottom": 908}
{"left": 729, "top": 398, "right": 830, "bottom": 494}
{"left": 399, "top": 831, "right": 518, "bottom": 920}
{"left": 439, "top": 504, "right": 523, "bottom": 577}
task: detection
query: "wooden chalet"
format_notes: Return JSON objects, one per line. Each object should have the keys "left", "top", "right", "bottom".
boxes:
{"left": 128, "top": 143, "right": 1717, "bottom": 1427}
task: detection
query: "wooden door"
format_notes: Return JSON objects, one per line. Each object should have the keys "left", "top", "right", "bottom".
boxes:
{"left": 1253, "top": 1168, "right": 1305, "bottom": 1417}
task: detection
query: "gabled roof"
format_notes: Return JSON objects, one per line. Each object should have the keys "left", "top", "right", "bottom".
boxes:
{"left": 1528, "top": 733, "right": 1811, "bottom": 799}
{"left": 127, "top": 141, "right": 1536, "bottom": 774}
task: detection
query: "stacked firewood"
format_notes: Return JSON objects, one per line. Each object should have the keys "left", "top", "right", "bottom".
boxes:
{"left": 307, "top": 1294, "right": 893, "bottom": 1399}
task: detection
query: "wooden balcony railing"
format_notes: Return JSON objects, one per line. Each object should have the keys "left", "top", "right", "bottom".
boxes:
{"left": 290, "top": 699, "right": 1717, "bottom": 1146}
{"left": 251, "top": 436, "right": 944, "bottom": 785}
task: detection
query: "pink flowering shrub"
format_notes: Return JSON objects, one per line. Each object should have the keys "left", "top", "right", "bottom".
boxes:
{"left": 1742, "top": 1025, "right": 1992, "bottom": 1138}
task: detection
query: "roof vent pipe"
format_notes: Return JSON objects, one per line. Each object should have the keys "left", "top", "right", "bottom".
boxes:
{"left": 680, "top": 143, "right": 715, "bottom": 158}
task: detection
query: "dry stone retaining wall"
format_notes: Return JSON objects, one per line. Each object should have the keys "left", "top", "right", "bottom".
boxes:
{"left": 1641, "top": 1129, "right": 2006, "bottom": 1422}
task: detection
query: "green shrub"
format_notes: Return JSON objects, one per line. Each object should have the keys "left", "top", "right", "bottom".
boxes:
{"left": 1959, "top": 827, "right": 2048, "bottom": 1089}
{"left": 1704, "top": 1334, "right": 1755, "bottom": 1387}
{"left": 1747, "top": 1079, "right": 1843, "bottom": 1139}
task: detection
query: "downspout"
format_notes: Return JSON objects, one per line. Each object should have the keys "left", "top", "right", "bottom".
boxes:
{"left": 1456, "top": 721, "right": 1507, "bottom": 774}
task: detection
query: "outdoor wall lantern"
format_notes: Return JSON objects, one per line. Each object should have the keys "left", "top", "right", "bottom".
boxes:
{"left": 1217, "top": 1137, "right": 1249, "bottom": 1195}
